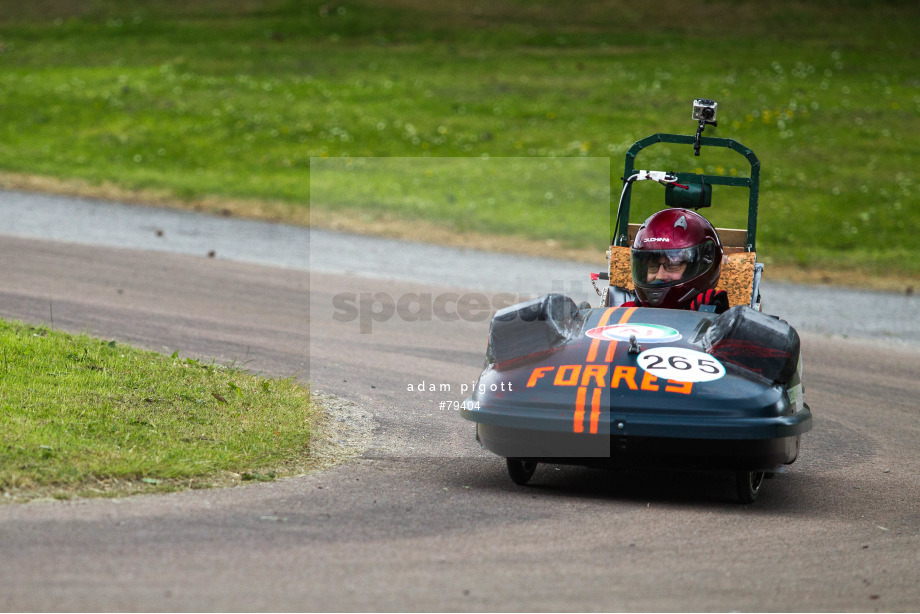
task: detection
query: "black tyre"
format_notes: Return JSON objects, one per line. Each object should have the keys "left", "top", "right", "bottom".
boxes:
{"left": 736, "top": 470, "right": 765, "bottom": 503}
{"left": 506, "top": 458, "right": 538, "bottom": 486}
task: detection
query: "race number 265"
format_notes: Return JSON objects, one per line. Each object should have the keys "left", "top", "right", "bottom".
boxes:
{"left": 636, "top": 347, "right": 726, "bottom": 383}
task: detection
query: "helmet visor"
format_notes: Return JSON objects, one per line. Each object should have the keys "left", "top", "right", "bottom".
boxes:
{"left": 632, "top": 240, "right": 716, "bottom": 289}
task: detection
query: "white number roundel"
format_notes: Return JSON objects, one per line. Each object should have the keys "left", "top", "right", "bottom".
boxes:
{"left": 636, "top": 347, "right": 726, "bottom": 383}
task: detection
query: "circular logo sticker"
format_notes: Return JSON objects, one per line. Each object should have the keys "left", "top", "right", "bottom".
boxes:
{"left": 586, "top": 323, "right": 682, "bottom": 343}
{"left": 636, "top": 347, "right": 726, "bottom": 383}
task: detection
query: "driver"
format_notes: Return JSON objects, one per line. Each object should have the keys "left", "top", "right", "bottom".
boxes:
{"left": 621, "top": 208, "right": 730, "bottom": 313}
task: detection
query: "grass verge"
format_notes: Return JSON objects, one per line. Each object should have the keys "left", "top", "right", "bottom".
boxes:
{"left": 0, "top": 318, "right": 317, "bottom": 503}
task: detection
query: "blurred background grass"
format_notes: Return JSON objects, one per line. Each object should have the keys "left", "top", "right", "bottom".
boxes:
{"left": 0, "top": 0, "right": 917, "bottom": 282}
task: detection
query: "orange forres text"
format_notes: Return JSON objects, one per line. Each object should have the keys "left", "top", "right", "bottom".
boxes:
{"left": 525, "top": 364, "right": 693, "bottom": 395}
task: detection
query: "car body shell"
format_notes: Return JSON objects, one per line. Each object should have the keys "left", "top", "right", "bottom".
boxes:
{"left": 461, "top": 300, "right": 811, "bottom": 473}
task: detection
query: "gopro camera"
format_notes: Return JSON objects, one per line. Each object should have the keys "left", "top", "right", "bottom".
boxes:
{"left": 692, "top": 99, "right": 718, "bottom": 124}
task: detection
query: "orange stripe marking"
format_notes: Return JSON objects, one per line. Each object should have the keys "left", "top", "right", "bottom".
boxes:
{"left": 579, "top": 306, "right": 639, "bottom": 434}
{"left": 602, "top": 306, "right": 637, "bottom": 363}
{"left": 617, "top": 306, "right": 638, "bottom": 324}
{"left": 573, "top": 386, "right": 587, "bottom": 433}
{"left": 589, "top": 387, "right": 602, "bottom": 434}
{"left": 586, "top": 307, "right": 618, "bottom": 362}
{"left": 604, "top": 341, "right": 617, "bottom": 363}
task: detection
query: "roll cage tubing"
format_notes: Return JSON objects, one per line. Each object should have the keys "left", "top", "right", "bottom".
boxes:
{"left": 612, "top": 133, "right": 760, "bottom": 252}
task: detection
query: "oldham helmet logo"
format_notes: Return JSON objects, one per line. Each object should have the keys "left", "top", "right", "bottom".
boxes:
{"left": 643, "top": 237, "right": 670, "bottom": 243}
{"left": 586, "top": 323, "right": 682, "bottom": 343}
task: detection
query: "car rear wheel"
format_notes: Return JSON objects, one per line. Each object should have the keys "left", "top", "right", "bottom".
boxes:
{"left": 506, "top": 458, "right": 538, "bottom": 485}
{"left": 736, "top": 470, "right": 765, "bottom": 503}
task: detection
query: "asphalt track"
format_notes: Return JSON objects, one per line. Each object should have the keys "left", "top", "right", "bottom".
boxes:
{"left": 1, "top": 192, "right": 919, "bottom": 611}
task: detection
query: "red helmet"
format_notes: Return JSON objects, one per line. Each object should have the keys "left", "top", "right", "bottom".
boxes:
{"left": 631, "top": 208, "right": 723, "bottom": 309}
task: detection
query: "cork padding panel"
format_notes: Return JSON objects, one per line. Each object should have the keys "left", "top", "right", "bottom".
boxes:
{"left": 608, "top": 246, "right": 635, "bottom": 290}
{"left": 720, "top": 251, "right": 756, "bottom": 307}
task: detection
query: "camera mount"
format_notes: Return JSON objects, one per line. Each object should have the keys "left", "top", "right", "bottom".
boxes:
{"left": 692, "top": 99, "right": 718, "bottom": 156}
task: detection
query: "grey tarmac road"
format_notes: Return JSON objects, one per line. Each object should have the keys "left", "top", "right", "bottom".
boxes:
{"left": 1, "top": 192, "right": 919, "bottom": 611}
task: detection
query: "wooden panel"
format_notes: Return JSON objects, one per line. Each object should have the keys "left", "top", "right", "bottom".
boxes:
{"left": 715, "top": 227, "right": 749, "bottom": 249}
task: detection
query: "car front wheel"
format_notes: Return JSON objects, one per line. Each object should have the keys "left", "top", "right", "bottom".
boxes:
{"left": 506, "top": 458, "right": 538, "bottom": 486}
{"left": 736, "top": 470, "right": 765, "bottom": 503}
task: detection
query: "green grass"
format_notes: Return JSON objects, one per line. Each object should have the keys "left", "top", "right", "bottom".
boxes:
{"left": 0, "top": 319, "right": 314, "bottom": 502}
{"left": 311, "top": 156, "right": 612, "bottom": 246}
{"left": 0, "top": 0, "right": 918, "bottom": 277}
